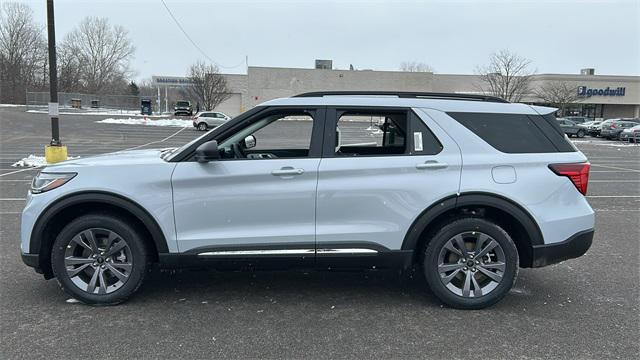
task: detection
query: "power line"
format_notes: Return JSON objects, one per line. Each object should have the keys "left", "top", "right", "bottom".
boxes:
{"left": 159, "top": 0, "right": 245, "bottom": 70}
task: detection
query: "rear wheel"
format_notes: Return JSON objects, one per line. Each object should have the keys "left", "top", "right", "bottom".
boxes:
{"left": 577, "top": 130, "right": 585, "bottom": 138}
{"left": 51, "top": 214, "right": 148, "bottom": 305}
{"left": 423, "top": 217, "right": 518, "bottom": 309}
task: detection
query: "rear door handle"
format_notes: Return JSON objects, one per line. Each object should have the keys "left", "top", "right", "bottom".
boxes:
{"left": 416, "top": 161, "right": 448, "bottom": 170}
{"left": 271, "top": 167, "right": 304, "bottom": 176}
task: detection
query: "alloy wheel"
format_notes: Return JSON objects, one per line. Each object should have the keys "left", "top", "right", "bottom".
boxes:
{"left": 437, "top": 231, "right": 506, "bottom": 298}
{"left": 63, "top": 228, "right": 133, "bottom": 295}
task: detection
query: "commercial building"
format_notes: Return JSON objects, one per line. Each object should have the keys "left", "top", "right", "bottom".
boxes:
{"left": 153, "top": 63, "right": 639, "bottom": 119}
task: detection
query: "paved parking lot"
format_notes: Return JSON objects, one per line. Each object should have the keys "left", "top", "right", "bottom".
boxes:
{"left": 1, "top": 106, "right": 638, "bottom": 359}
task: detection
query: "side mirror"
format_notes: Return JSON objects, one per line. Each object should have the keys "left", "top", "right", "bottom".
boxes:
{"left": 243, "top": 135, "right": 256, "bottom": 149}
{"left": 194, "top": 140, "right": 220, "bottom": 162}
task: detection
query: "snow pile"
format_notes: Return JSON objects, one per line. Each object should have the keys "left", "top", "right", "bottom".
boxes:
{"left": 12, "top": 154, "right": 80, "bottom": 168}
{"left": 96, "top": 118, "right": 193, "bottom": 127}
{"left": 571, "top": 139, "right": 639, "bottom": 147}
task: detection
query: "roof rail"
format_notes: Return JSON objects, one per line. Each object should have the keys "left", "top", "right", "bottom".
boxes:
{"left": 292, "top": 91, "right": 509, "bottom": 103}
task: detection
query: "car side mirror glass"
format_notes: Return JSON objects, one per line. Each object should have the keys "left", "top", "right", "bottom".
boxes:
{"left": 243, "top": 135, "right": 256, "bottom": 149}
{"left": 194, "top": 140, "right": 220, "bottom": 162}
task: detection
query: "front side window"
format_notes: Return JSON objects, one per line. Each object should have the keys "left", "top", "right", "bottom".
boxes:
{"left": 217, "top": 110, "right": 315, "bottom": 159}
{"left": 334, "top": 111, "right": 407, "bottom": 156}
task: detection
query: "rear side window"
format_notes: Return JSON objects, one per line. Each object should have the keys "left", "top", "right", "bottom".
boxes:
{"left": 447, "top": 112, "right": 575, "bottom": 153}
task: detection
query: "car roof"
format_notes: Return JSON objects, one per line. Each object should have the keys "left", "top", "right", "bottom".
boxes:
{"left": 259, "top": 95, "right": 555, "bottom": 115}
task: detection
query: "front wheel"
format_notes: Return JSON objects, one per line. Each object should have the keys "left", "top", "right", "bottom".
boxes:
{"left": 197, "top": 122, "right": 208, "bottom": 131}
{"left": 51, "top": 214, "right": 148, "bottom": 305}
{"left": 423, "top": 217, "right": 518, "bottom": 309}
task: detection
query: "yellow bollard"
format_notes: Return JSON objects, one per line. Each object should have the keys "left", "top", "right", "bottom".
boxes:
{"left": 44, "top": 145, "right": 68, "bottom": 164}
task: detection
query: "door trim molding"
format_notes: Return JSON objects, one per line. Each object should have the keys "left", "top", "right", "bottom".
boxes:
{"left": 197, "top": 248, "right": 378, "bottom": 256}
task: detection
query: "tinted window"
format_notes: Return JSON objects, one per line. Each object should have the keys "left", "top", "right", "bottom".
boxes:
{"left": 448, "top": 112, "right": 575, "bottom": 153}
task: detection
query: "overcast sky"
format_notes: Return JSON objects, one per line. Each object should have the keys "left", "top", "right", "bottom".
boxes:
{"left": 16, "top": 0, "right": 640, "bottom": 80}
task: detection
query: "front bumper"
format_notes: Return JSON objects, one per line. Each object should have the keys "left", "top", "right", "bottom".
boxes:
{"left": 530, "top": 229, "right": 594, "bottom": 267}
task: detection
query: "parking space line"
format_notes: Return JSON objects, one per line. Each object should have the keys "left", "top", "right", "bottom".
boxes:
{"left": 0, "top": 168, "right": 41, "bottom": 177}
{"left": 587, "top": 195, "right": 640, "bottom": 198}
{"left": 0, "top": 179, "right": 31, "bottom": 182}
{"left": 590, "top": 170, "right": 637, "bottom": 173}
{"left": 590, "top": 164, "right": 640, "bottom": 173}
{"left": 589, "top": 180, "right": 640, "bottom": 182}
{"left": 124, "top": 127, "right": 188, "bottom": 151}
{"left": 0, "top": 198, "right": 26, "bottom": 201}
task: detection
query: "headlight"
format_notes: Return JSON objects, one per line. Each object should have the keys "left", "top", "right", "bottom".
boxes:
{"left": 31, "top": 172, "right": 76, "bottom": 194}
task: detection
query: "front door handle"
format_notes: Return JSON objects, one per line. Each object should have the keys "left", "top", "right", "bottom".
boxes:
{"left": 271, "top": 167, "right": 304, "bottom": 176}
{"left": 416, "top": 161, "right": 448, "bottom": 170}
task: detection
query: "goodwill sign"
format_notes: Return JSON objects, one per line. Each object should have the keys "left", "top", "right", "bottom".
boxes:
{"left": 577, "top": 86, "right": 626, "bottom": 97}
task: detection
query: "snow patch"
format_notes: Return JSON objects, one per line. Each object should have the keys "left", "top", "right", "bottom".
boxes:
{"left": 11, "top": 154, "right": 80, "bottom": 167}
{"left": 26, "top": 109, "right": 168, "bottom": 117}
{"left": 96, "top": 118, "right": 193, "bottom": 127}
{"left": 571, "top": 139, "right": 638, "bottom": 147}
{"left": 0, "top": 103, "right": 25, "bottom": 107}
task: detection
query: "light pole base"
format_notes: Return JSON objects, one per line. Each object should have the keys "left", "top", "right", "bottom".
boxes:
{"left": 45, "top": 145, "right": 68, "bottom": 164}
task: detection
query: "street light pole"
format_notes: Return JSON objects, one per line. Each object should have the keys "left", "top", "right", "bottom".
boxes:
{"left": 46, "top": 0, "right": 59, "bottom": 145}
{"left": 45, "top": 0, "right": 67, "bottom": 162}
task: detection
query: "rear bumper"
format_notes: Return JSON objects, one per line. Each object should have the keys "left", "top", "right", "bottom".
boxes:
{"left": 530, "top": 229, "right": 594, "bottom": 267}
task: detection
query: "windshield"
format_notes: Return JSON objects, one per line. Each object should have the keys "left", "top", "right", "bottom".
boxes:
{"left": 176, "top": 101, "right": 189, "bottom": 107}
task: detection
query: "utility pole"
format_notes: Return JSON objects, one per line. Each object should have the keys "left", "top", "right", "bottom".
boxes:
{"left": 45, "top": 0, "right": 67, "bottom": 163}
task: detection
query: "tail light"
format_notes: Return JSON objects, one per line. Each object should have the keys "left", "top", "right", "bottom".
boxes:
{"left": 549, "top": 163, "right": 590, "bottom": 195}
{"left": 610, "top": 124, "right": 616, "bottom": 129}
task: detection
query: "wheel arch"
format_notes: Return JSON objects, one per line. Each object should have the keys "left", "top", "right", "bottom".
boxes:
{"left": 401, "top": 192, "right": 544, "bottom": 268}
{"left": 31, "top": 191, "right": 169, "bottom": 277}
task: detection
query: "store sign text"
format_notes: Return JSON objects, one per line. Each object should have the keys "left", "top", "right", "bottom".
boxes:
{"left": 577, "top": 86, "right": 625, "bottom": 97}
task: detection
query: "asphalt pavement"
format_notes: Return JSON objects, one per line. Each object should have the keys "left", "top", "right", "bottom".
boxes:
{"left": 0, "top": 106, "right": 638, "bottom": 359}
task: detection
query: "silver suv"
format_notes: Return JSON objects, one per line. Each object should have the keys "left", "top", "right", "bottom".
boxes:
{"left": 21, "top": 91, "right": 595, "bottom": 309}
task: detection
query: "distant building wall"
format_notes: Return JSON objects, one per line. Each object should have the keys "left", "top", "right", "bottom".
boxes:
{"left": 210, "top": 66, "right": 640, "bottom": 119}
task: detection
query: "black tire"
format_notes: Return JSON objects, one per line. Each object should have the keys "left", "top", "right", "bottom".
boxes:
{"left": 51, "top": 213, "right": 149, "bottom": 305}
{"left": 197, "top": 122, "right": 208, "bottom": 131}
{"left": 422, "top": 217, "right": 518, "bottom": 309}
{"left": 577, "top": 130, "right": 585, "bottom": 138}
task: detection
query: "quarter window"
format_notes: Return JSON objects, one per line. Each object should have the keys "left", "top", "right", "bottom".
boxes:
{"left": 448, "top": 112, "right": 575, "bottom": 153}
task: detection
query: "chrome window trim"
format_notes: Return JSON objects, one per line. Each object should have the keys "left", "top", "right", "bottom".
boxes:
{"left": 197, "top": 248, "right": 378, "bottom": 256}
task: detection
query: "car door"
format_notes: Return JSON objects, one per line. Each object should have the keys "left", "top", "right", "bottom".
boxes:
{"left": 171, "top": 107, "right": 325, "bottom": 265}
{"left": 314, "top": 107, "right": 462, "bottom": 268}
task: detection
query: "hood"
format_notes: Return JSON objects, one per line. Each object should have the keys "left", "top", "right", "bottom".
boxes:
{"left": 42, "top": 148, "right": 172, "bottom": 172}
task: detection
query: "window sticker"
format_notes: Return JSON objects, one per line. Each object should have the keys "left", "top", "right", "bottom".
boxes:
{"left": 414, "top": 132, "right": 423, "bottom": 152}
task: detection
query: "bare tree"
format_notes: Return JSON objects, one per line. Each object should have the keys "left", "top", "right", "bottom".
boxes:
{"left": 0, "top": 2, "right": 47, "bottom": 104}
{"left": 534, "top": 81, "right": 581, "bottom": 116}
{"left": 476, "top": 49, "right": 534, "bottom": 102}
{"left": 184, "top": 61, "right": 231, "bottom": 111}
{"left": 59, "top": 17, "right": 135, "bottom": 94}
{"left": 400, "top": 61, "right": 434, "bottom": 73}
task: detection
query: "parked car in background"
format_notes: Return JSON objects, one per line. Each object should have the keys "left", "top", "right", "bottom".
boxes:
{"left": 619, "top": 124, "right": 640, "bottom": 143}
{"left": 192, "top": 111, "right": 231, "bottom": 131}
{"left": 564, "top": 116, "right": 588, "bottom": 124}
{"left": 581, "top": 121, "right": 602, "bottom": 136}
{"left": 557, "top": 118, "right": 585, "bottom": 137}
{"left": 174, "top": 100, "right": 193, "bottom": 116}
{"left": 601, "top": 119, "right": 640, "bottom": 140}
{"left": 598, "top": 119, "right": 617, "bottom": 136}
